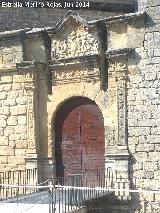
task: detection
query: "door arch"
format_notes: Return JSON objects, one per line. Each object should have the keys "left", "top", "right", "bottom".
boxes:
{"left": 55, "top": 97, "right": 105, "bottom": 178}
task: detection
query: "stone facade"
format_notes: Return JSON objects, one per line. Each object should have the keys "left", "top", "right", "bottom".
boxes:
{"left": 0, "top": 0, "right": 160, "bottom": 212}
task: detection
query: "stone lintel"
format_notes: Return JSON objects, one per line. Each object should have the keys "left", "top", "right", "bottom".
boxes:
{"left": 106, "top": 48, "right": 134, "bottom": 60}
{"left": 50, "top": 54, "right": 99, "bottom": 68}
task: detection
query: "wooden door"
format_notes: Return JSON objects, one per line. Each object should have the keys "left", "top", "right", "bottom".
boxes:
{"left": 55, "top": 97, "right": 105, "bottom": 178}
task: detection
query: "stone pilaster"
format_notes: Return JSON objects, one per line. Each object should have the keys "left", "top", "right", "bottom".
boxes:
{"left": 105, "top": 48, "right": 134, "bottom": 199}
{"left": 16, "top": 62, "right": 41, "bottom": 172}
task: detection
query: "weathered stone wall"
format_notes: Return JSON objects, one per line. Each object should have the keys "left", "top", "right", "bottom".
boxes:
{"left": 128, "top": 0, "right": 160, "bottom": 213}
{"left": 0, "top": 61, "right": 48, "bottom": 173}
{"left": 106, "top": 0, "right": 160, "bottom": 211}
{"left": 0, "top": 71, "right": 27, "bottom": 171}
{"left": 0, "top": 1, "right": 160, "bottom": 212}
{"left": 128, "top": 0, "right": 160, "bottom": 212}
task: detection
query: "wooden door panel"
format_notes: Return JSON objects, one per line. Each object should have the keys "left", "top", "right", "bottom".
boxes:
{"left": 55, "top": 97, "right": 105, "bottom": 178}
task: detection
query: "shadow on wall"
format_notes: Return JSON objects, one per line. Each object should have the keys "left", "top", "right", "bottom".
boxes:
{"left": 129, "top": 155, "right": 142, "bottom": 213}
{"left": 37, "top": 71, "right": 50, "bottom": 181}
{"left": 84, "top": 193, "right": 131, "bottom": 213}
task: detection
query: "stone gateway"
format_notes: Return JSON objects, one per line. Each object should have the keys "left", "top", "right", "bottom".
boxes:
{"left": 0, "top": 0, "right": 160, "bottom": 212}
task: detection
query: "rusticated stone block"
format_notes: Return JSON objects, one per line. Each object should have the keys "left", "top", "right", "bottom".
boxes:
{"left": 133, "top": 162, "right": 143, "bottom": 171}
{"left": 19, "top": 133, "right": 27, "bottom": 140}
{"left": 12, "top": 83, "right": 21, "bottom": 90}
{"left": 7, "top": 90, "right": 19, "bottom": 99}
{"left": 13, "top": 75, "right": 25, "bottom": 83}
{"left": 4, "top": 126, "right": 15, "bottom": 136}
{"left": 9, "top": 134, "right": 21, "bottom": 141}
{"left": 0, "top": 156, "right": 8, "bottom": 164}
{"left": 14, "top": 124, "right": 27, "bottom": 133}
{"left": 8, "top": 156, "right": 25, "bottom": 165}
{"left": 7, "top": 116, "right": 18, "bottom": 126}
{"left": 16, "top": 97, "right": 27, "bottom": 105}
{"left": 0, "top": 128, "right": 4, "bottom": 136}
{"left": 18, "top": 116, "right": 27, "bottom": 125}
{"left": 10, "top": 106, "right": 26, "bottom": 115}
{"left": 0, "top": 136, "right": 9, "bottom": 146}
{"left": 0, "top": 106, "right": 10, "bottom": 115}
{"left": 134, "top": 152, "right": 148, "bottom": 162}
{"left": 148, "top": 152, "right": 160, "bottom": 162}
{"left": 15, "top": 140, "right": 27, "bottom": 149}
{"left": 15, "top": 148, "right": 26, "bottom": 156}
{"left": 3, "top": 99, "right": 16, "bottom": 106}
{"left": 3, "top": 84, "right": 12, "bottom": 91}
{"left": 0, "top": 115, "right": 7, "bottom": 121}
{"left": 0, "top": 91, "right": 7, "bottom": 100}
{"left": 0, "top": 146, "right": 15, "bottom": 156}
{"left": 0, "top": 119, "right": 7, "bottom": 128}
{"left": 143, "top": 171, "right": 154, "bottom": 179}
{"left": 0, "top": 76, "right": 13, "bottom": 83}
{"left": 136, "top": 144, "right": 154, "bottom": 152}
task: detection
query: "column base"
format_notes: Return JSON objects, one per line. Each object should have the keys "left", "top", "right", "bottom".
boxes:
{"left": 105, "top": 151, "right": 131, "bottom": 200}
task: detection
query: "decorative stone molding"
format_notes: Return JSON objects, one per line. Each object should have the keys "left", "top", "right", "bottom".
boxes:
{"left": 105, "top": 153, "right": 131, "bottom": 200}
{"left": 16, "top": 61, "right": 47, "bottom": 174}
{"left": 50, "top": 55, "right": 100, "bottom": 85}
{"left": 106, "top": 48, "right": 134, "bottom": 147}
{"left": 48, "top": 12, "right": 108, "bottom": 90}
{"left": 50, "top": 12, "right": 99, "bottom": 60}
{"left": 105, "top": 48, "right": 134, "bottom": 200}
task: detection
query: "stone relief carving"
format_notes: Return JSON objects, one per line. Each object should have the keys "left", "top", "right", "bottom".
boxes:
{"left": 114, "top": 61, "right": 128, "bottom": 146}
{"left": 52, "top": 66, "right": 100, "bottom": 85}
{"left": 24, "top": 72, "right": 34, "bottom": 82}
{"left": 24, "top": 72, "right": 36, "bottom": 150}
{"left": 26, "top": 95, "right": 35, "bottom": 149}
{"left": 115, "top": 62, "right": 127, "bottom": 73}
{"left": 52, "top": 22, "right": 99, "bottom": 59}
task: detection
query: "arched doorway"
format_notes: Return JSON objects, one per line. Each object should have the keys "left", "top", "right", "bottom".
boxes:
{"left": 55, "top": 97, "right": 105, "bottom": 184}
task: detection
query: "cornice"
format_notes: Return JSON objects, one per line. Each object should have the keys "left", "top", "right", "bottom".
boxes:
{"left": 106, "top": 48, "right": 135, "bottom": 60}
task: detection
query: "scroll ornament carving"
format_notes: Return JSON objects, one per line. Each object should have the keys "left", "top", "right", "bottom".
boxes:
{"left": 115, "top": 62, "right": 127, "bottom": 72}
{"left": 115, "top": 62, "right": 127, "bottom": 82}
{"left": 116, "top": 64, "right": 127, "bottom": 146}
{"left": 54, "top": 67, "right": 100, "bottom": 80}
{"left": 26, "top": 96, "right": 35, "bottom": 149}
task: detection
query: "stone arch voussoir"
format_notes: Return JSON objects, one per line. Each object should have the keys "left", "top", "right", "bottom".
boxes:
{"left": 47, "top": 83, "right": 108, "bottom": 157}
